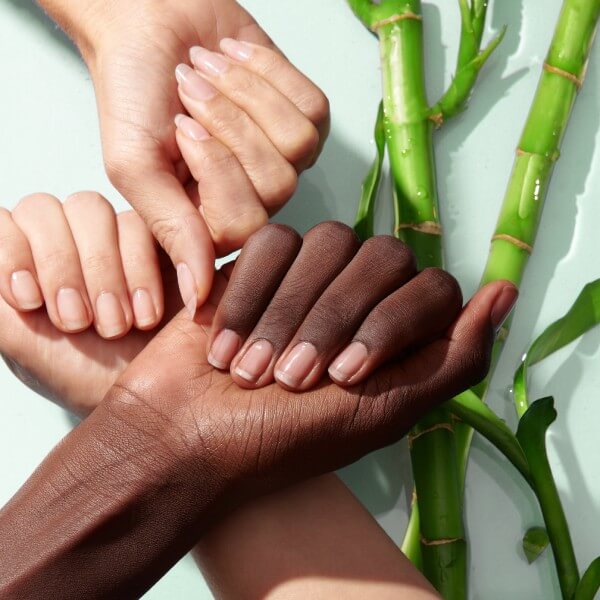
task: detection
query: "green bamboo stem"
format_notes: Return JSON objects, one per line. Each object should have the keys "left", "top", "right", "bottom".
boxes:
{"left": 454, "top": 0, "right": 600, "bottom": 482}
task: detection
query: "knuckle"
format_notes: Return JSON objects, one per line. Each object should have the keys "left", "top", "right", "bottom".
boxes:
{"left": 197, "top": 147, "right": 239, "bottom": 177}
{"left": 281, "top": 121, "right": 320, "bottom": 165}
{"left": 421, "top": 268, "right": 462, "bottom": 306}
{"left": 262, "top": 165, "right": 298, "bottom": 207}
{"left": 304, "top": 90, "right": 330, "bottom": 126}
{"left": 256, "top": 48, "right": 281, "bottom": 78}
{"left": 80, "top": 253, "right": 115, "bottom": 275}
{"left": 244, "top": 222, "right": 301, "bottom": 253}
{"left": 206, "top": 206, "right": 268, "bottom": 246}
{"left": 64, "top": 191, "right": 113, "bottom": 215}
{"left": 13, "top": 193, "right": 60, "bottom": 220}
{"left": 304, "top": 220, "right": 358, "bottom": 247}
{"left": 104, "top": 153, "right": 141, "bottom": 192}
{"left": 362, "top": 235, "right": 416, "bottom": 272}
{"left": 150, "top": 213, "right": 194, "bottom": 255}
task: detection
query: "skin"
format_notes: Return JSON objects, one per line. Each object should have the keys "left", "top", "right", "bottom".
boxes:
{"left": 37, "top": 0, "right": 330, "bottom": 307}
{"left": 0, "top": 221, "right": 515, "bottom": 598}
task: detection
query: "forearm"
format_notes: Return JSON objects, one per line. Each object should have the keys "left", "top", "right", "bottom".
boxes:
{"left": 0, "top": 390, "right": 225, "bottom": 599}
{"left": 194, "top": 474, "right": 439, "bottom": 600}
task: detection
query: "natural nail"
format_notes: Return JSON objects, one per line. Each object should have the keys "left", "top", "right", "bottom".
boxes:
{"left": 220, "top": 38, "right": 253, "bottom": 62}
{"left": 10, "top": 270, "right": 43, "bottom": 310}
{"left": 275, "top": 342, "right": 318, "bottom": 388}
{"left": 132, "top": 288, "right": 157, "bottom": 328}
{"left": 208, "top": 329, "right": 241, "bottom": 370}
{"left": 175, "top": 63, "right": 217, "bottom": 101}
{"left": 235, "top": 340, "right": 274, "bottom": 383}
{"left": 56, "top": 287, "right": 89, "bottom": 332}
{"left": 491, "top": 285, "right": 519, "bottom": 332}
{"left": 96, "top": 292, "right": 127, "bottom": 338}
{"left": 328, "top": 342, "right": 368, "bottom": 384}
{"left": 177, "top": 263, "right": 198, "bottom": 319}
{"left": 174, "top": 113, "right": 210, "bottom": 141}
{"left": 190, "top": 46, "right": 229, "bottom": 75}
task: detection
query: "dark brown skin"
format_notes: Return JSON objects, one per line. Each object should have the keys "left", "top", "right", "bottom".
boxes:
{"left": 0, "top": 222, "right": 516, "bottom": 599}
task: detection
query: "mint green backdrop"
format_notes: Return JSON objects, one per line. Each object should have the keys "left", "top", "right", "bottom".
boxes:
{"left": 0, "top": 1, "right": 598, "bottom": 597}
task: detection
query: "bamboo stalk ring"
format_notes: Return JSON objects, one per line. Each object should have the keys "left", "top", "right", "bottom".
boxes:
{"left": 543, "top": 63, "right": 583, "bottom": 89}
{"left": 395, "top": 221, "right": 443, "bottom": 236}
{"left": 421, "top": 536, "right": 465, "bottom": 546}
{"left": 408, "top": 422, "right": 453, "bottom": 449}
{"left": 428, "top": 112, "right": 444, "bottom": 128}
{"left": 371, "top": 12, "right": 422, "bottom": 32}
{"left": 516, "top": 147, "right": 560, "bottom": 162}
{"left": 491, "top": 233, "right": 533, "bottom": 254}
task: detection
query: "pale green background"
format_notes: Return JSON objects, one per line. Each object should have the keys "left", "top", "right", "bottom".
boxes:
{"left": 1, "top": 1, "right": 599, "bottom": 598}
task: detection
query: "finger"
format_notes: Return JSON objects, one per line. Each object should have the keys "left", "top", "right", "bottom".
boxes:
{"left": 274, "top": 235, "right": 417, "bottom": 391}
{"left": 363, "top": 282, "right": 519, "bottom": 443}
{"left": 219, "top": 39, "right": 330, "bottom": 147}
{"left": 12, "top": 194, "right": 93, "bottom": 333}
{"left": 328, "top": 268, "right": 463, "bottom": 386}
{"left": 104, "top": 148, "right": 215, "bottom": 315}
{"left": 229, "top": 222, "right": 360, "bottom": 388}
{"left": 175, "top": 116, "right": 268, "bottom": 254}
{"left": 207, "top": 224, "right": 303, "bottom": 370}
{"left": 189, "top": 47, "right": 320, "bottom": 171}
{"left": 0, "top": 208, "right": 43, "bottom": 312}
{"left": 176, "top": 64, "right": 298, "bottom": 212}
{"left": 117, "top": 211, "right": 164, "bottom": 331}
{"left": 63, "top": 192, "right": 134, "bottom": 339}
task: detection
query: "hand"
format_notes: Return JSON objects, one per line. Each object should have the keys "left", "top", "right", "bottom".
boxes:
{"left": 0, "top": 192, "right": 182, "bottom": 415}
{"left": 0, "top": 222, "right": 515, "bottom": 598}
{"left": 40, "top": 0, "right": 330, "bottom": 310}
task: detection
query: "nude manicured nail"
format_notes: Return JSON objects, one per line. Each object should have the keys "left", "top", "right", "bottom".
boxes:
{"left": 174, "top": 114, "right": 210, "bottom": 141}
{"left": 328, "top": 342, "right": 368, "bottom": 384}
{"left": 491, "top": 285, "right": 519, "bottom": 333}
{"left": 275, "top": 342, "right": 318, "bottom": 388}
{"left": 132, "top": 288, "right": 157, "bottom": 328}
{"left": 208, "top": 329, "right": 241, "bottom": 370}
{"left": 56, "top": 287, "right": 88, "bottom": 331}
{"left": 96, "top": 292, "right": 126, "bottom": 338}
{"left": 175, "top": 64, "right": 217, "bottom": 101}
{"left": 220, "top": 38, "right": 253, "bottom": 61}
{"left": 235, "top": 340, "right": 274, "bottom": 383}
{"left": 177, "top": 263, "right": 197, "bottom": 318}
{"left": 10, "top": 270, "right": 42, "bottom": 310}
{"left": 190, "top": 46, "right": 228, "bottom": 75}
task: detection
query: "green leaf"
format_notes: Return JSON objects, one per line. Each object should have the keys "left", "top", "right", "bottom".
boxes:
{"left": 354, "top": 101, "right": 385, "bottom": 241}
{"left": 523, "top": 526, "right": 549, "bottom": 564}
{"left": 575, "top": 556, "right": 600, "bottom": 600}
{"left": 516, "top": 398, "right": 580, "bottom": 598}
{"left": 513, "top": 278, "right": 600, "bottom": 417}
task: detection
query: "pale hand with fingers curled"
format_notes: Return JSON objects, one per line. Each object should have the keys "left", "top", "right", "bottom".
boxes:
{"left": 38, "top": 0, "right": 330, "bottom": 311}
{"left": 0, "top": 219, "right": 516, "bottom": 598}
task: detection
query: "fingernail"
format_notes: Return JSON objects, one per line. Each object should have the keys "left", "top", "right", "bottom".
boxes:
{"left": 132, "top": 288, "right": 157, "bottom": 328}
{"left": 56, "top": 287, "right": 89, "bottom": 331}
{"left": 220, "top": 38, "right": 253, "bottom": 62}
{"left": 235, "top": 340, "right": 274, "bottom": 382}
{"left": 10, "top": 270, "right": 43, "bottom": 310}
{"left": 328, "top": 342, "right": 368, "bottom": 384}
{"left": 275, "top": 342, "right": 318, "bottom": 388}
{"left": 208, "top": 329, "right": 241, "bottom": 369}
{"left": 96, "top": 292, "right": 127, "bottom": 338}
{"left": 175, "top": 63, "right": 217, "bottom": 101}
{"left": 177, "top": 263, "right": 198, "bottom": 319}
{"left": 190, "top": 46, "right": 229, "bottom": 75}
{"left": 491, "top": 285, "right": 519, "bottom": 332}
{"left": 174, "top": 113, "right": 210, "bottom": 141}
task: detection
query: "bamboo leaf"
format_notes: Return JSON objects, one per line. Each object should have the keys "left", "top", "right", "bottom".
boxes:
{"left": 575, "top": 556, "right": 600, "bottom": 600}
{"left": 513, "top": 278, "right": 600, "bottom": 417}
{"left": 523, "top": 526, "right": 549, "bottom": 564}
{"left": 354, "top": 102, "right": 385, "bottom": 241}
{"left": 516, "top": 397, "right": 580, "bottom": 598}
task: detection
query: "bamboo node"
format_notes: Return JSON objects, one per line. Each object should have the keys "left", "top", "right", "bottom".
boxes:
{"left": 491, "top": 233, "right": 533, "bottom": 254}
{"left": 412, "top": 488, "right": 418, "bottom": 505}
{"left": 428, "top": 112, "right": 444, "bottom": 128}
{"left": 421, "top": 536, "right": 464, "bottom": 546}
{"left": 516, "top": 147, "right": 559, "bottom": 162}
{"left": 496, "top": 325, "right": 509, "bottom": 342}
{"left": 395, "top": 221, "right": 442, "bottom": 236}
{"left": 371, "top": 12, "right": 422, "bottom": 31}
{"left": 543, "top": 62, "right": 583, "bottom": 89}
{"left": 408, "top": 423, "right": 453, "bottom": 448}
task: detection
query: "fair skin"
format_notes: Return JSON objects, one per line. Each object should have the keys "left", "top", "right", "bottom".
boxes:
{"left": 0, "top": 200, "right": 441, "bottom": 598}
{"left": 37, "top": 0, "right": 330, "bottom": 310}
